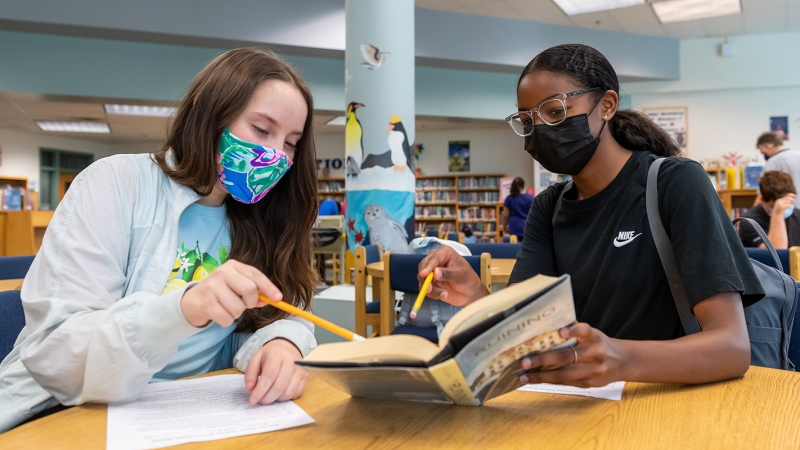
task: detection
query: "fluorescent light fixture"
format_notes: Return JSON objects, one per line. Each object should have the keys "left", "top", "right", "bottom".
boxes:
{"left": 652, "top": 0, "right": 742, "bottom": 24}
{"left": 326, "top": 116, "right": 347, "bottom": 126}
{"left": 104, "top": 104, "right": 176, "bottom": 117}
{"left": 553, "top": 0, "right": 645, "bottom": 16}
{"left": 36, "top": 121, "right": 110, "bottom": 133}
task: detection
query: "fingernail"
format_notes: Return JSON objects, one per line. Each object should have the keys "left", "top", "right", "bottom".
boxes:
{"left": 522, "top": 358, "right": 531, "bottom": 369}
{"left": 560, "top": 328, "right": 569, "bottom": 338}
{"left": 520, "top": 375, "right": 529, "bottom": 384}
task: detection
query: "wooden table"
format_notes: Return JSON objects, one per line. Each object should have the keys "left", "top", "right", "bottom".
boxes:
{"left": 490, "top": 258, "right": 515, "bottom": 285}
{"left": 3, "top": 366, "right": 799, "bottom": 449}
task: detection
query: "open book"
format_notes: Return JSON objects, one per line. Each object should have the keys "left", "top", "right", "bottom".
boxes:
{"left": 297, "top": 274, "right": 577, "bottom": 405}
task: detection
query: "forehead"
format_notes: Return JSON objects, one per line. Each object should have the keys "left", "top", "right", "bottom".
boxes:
{"left": 517, "top": 71, "right": 585, "bottom": 108}
{"left": 246, "top": 80, "right": 307, "bottom": 116}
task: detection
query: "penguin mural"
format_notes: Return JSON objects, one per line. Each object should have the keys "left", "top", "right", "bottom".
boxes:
{"left": 363, "top": 204, "right": 408, "bottom": 254}
{"left": 387, "top": 115, "right": 413, "bottom": 172}
{"left": 345, "top": 102, "right": 364, "bottom": 178}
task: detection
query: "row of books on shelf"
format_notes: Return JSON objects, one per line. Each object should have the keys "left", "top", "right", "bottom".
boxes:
{"left": 0, "top": 186, "right": 30, "bottom": 211}
{"left": 458, "top": 176, "right": 500, "bottom": 189}
{"left": 416, "top": 178, "right": 456, "bottom": 190}
{"left": 318, "top": 180, "right": 345, "bottom": 192}
{"left": 707, "top": 166, "right": 762, "bottom": 190}
{"left": 462, "top": 222, "right": 497, "bottom": 234}
{"left": 416, "top": 191, "right": 456, "bottom": 203}
{"left": 414, "top": 221, "right": 456, "bottom": 236}
{"left": 459, "top": 206, "right": 497, "bottom": 221}
{"left": 459, "top": 192, "right": 500, "bottom": 204}
{"left": 415, "top": 206, "right": 457, "bottom": 219}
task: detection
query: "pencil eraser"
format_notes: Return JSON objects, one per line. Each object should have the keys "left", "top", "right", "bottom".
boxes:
{"left": 409, "top": 311, "right": 417, "bottom": 319}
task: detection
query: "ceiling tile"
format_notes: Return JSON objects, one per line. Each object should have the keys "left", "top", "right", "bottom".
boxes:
{"left": 609, "top": 4, "right": 661, "bottom": 28}
{"left": 464, "top": 1, "right": 524, "bottom": 20}
{"left": 662, "top": 20, "right": 707, "bottom": 39}
{"left": 569, "top": 11, "right": 624, "bottom": 31}
{"left": 702, "top": 13, "right": 746, "bottom": 37}
{"left": 454, "top": 0, "right": 499, "bottom": 7}
{"left": 415, "top": 0, "right": 464, "bottom": 11}
{"left": 12, "top": 100, "right": 106, "bottom": 121}
{"left": 504, "top": 0, "right": 569, "bottom": 20}
{"left": 744, "top": 6, "right": 788, "bottom": 34}
{"left": 742, "top": 0, "right": 787, "bottom": 10}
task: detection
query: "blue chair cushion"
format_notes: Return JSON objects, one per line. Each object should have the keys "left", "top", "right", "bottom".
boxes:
{"left": 502, "top": 235, "right": 510, "bottom": 243}
{"left": 365, "top": 300, "right": 381, "bottom": 314}
{"left": 0, "top": 290, "right": 25, "bottom": 361}
{"left": 0, "top": 255, "right": 35, "bottom": 280}
{"left": 364, "top": 245, "right": 381, "bottom": 264}
{"left": 745, "top": 248, "right": 790, "bottom": 275}
{"left": 389, "top": 254, "right": 481, "bottom": 293}
{"left": 391, "top": 324, "right": 439, "bottom": 344}
{"left": 426, "top": 229, "right": 439, "bottom": 237}
{"left": 790, "top": 282, "right": 800, "bottom": 367}
{"left": 465, "top": 243, "right": 522, "bottom": 259}
{"left": 446, "top": 232, "right": 458, "bottom": 241}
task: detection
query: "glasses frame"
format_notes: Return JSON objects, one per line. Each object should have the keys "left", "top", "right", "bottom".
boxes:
{"left": 505, "top": 87, "right": 603, "bottom": 136}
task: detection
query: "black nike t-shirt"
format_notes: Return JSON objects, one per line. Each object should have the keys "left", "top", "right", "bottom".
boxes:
{"left": 509, "top": 151, "right": 764, "bottom": 340}
{"left": 739, "top": 204, "right": 800, "bottom": 247}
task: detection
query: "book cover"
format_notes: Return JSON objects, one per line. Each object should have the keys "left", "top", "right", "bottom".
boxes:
{"left": 297, "top": 274, "right": 577, "bottom": 405}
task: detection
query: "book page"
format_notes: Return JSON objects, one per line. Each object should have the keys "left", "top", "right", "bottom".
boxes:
{"left": 301, "top": 334, "right": 439, "bottom": 364}
{"left": 518, "top": 382, "right": 625, "bottom": 401}
{"left": 106, "top": 375, "right": 314, "bottom": 450}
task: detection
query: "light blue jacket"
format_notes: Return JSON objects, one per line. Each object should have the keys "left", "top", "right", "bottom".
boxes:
{"left": 0, "top": 154, "right": 316, "bottom": 432}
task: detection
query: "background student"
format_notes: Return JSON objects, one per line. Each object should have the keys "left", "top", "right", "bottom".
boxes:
{"left": 740, "top": 171, "right": 800, "bottom": 249}
{"left": 757, "top": 131, "right": 800, "bottom": 194}
{"left": 419, "top": 43, "right": 763, "bottom": 389}
{"left": 0, "top": 48, "right": 319, "bottom": 432}
{"left": 503, "top": 177, "right": 534, "bottom": 242}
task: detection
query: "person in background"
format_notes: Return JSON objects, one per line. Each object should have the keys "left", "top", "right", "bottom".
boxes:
{"left": 757, "top": 132, "right": 800, "bottom": 194}
{"left": 503, "top": 177, "right": 534, "bottom": 242}
{"left": 740, "top": 171, "right": 799, "bottom": 249}
{"left": 318, "top": 195, "right": 340, "bottom": 216}
{"left": 462, "top": 224, "right": 477, "bottom": 244}
{"left": 0, "top": 48, "right": 319, "bottom": 431}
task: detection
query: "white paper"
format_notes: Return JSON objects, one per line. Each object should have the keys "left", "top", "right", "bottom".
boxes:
{"left": 107, "top": 374, "right": 314, "bottom": 450}
{"left": 518, "top": 381, "right": 625, "bottom": 401}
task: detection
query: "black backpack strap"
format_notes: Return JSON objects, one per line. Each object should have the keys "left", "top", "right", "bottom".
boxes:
{"left": 646, "top": 158, "right": 702, "bottom": 335}
{"left": 551, "top": 180, "right": 573, "bottom": 227}
{"left": 732, "top": 217, "right": 783, "bottom": 272}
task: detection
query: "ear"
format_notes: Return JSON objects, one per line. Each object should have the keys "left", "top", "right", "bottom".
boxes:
{"left": 600, "top": 90, "right": 619, "bottom": 122}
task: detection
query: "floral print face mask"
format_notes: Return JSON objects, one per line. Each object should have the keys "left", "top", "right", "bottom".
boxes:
{"left": 216, "top": 128, "right": 293, "bottom": 204}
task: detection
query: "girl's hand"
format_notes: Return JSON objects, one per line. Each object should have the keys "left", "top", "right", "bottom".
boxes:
{"left": 244, "top": 338, "right": 309, "bottom": 404}
{"left": 180, "top": 260, "right": 282, "bottom": 327}
{"left": 418, "top": 246, "right": 490, "bottom": 307}
{"left": 519, "top": 323, "right": 629, "bottom": 388}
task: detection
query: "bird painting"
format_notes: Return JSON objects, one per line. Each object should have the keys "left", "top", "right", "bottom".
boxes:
{"left": 364, "top": 204, "right": 408, "bottom": 254}
{"left": 360, "top": 44, "right": 390, "bottom": 70}
{"left": 387, "top": 115, "right": 413, "bottom": 172}
{"left": 345, "top": 102, "right": 364, "bottom": 178}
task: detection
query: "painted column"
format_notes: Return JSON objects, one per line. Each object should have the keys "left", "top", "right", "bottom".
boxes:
{"left": 344, "top": 0, "right": 415, "bottom": 254}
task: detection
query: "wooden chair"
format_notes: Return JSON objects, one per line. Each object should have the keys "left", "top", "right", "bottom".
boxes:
{"left": 446, "top": 232, "right": 465, "bottom": 243}
{"left": 0, "top": 255, "right": 34, "bottom": 291}
{"left": 380, "top": 251, "right": 491, "bottom": 340}
{"left": 313, "top": 215, "right": 346, "bottom": 285}
{"left": 425, "top": 229, "right": 439, "bottom": 237}
{"left": 789, "top": 246, "right": 800, "bottom": 282}
{"left": 502, "top": 234, "right": 518, "bottom": 243}
{"left": 354, "top": 244, "right": 383, "bottom": 337}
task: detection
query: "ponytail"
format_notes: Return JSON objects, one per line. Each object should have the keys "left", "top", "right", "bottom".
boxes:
{"left": 510, "top": 177, "right": 523, "bottom": 196}
{"left": 609, "top": 110, "right": 681, "bottom": 157}
{"left": 519, "top": 44, "right": 681, "bottom": 158}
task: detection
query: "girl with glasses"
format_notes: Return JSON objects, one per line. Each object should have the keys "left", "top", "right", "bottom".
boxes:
{"left": 418, "top": 44, "right": 763, "bottom": 388}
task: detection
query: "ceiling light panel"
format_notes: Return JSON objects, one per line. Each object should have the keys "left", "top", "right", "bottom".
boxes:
{"left": 326, "top": 116, "right": 347, "bottom": 126}
{"left": 553, "top": 0, "right": 645, "bottom": 16}
{"left": 104, "top": 104, "right": 176, "bottom": 117}
{"left": 652, "top": 0, "right": 742, "bottom": 24}
{"left": 36, "top": 121, "right": 111, "bottom": 133}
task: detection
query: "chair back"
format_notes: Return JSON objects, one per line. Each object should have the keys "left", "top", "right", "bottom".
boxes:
{"left": 0, "top": 255, "right": 35, "bottom": 280}
{"left": 791, "top": 282, "right": 800, "bottom": 367}
{"left": 465, "top": 243, "right": 522, "bottom": 260}
{"left": 445, "top": 232, "right": 465, "bottom": 243}
{"left": 386, "top": 253, "right": 491, "bottom": 297}
{"left": 502, "top": 235, "right": 518, "bottom": 243}
{"left": 0, "top": 290, "right": 24, "bottom": 360}
{"left": 745, "top": 248, "right": 790, "bottom": 276}
{"left": 426, "top": 229, "right": 439, "bottom": 237}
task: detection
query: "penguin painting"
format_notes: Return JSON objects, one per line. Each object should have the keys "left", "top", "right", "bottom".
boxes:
{"left": 364, "top": 204, "right": 408, "bottom": 254}
{"left": 387, "top": 115, "right": 413, "bottom": 172}
{"left": 345, "top": 102, "right": 364, "bottom": 178}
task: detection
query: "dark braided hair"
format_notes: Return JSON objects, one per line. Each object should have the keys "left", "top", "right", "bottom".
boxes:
{"left": 518, "top": 44, "right": 681, "bottom": 157}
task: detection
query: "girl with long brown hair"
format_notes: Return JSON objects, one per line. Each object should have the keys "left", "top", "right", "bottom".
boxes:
{"left": 0, "top": 47, "right": 320, "bottom": 431}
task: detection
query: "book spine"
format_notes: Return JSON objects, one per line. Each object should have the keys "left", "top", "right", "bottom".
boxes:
{"left": 428, "top": 359, "right": 480, "bottom": 406}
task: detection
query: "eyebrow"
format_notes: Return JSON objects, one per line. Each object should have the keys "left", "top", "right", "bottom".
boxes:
{"left": 254, "top": 112, "right": 304, "bottom": 136}
{"left": 518, "top": 93, "right": 562, "bottom": 111}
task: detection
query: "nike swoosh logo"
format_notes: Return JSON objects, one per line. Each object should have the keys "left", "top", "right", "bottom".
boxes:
{"left": 613, "top": 233, "right": 642, "bottom": 248}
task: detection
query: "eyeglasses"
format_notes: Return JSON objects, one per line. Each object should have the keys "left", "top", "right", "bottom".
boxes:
{"left": 505, "top": 87, "right": 603, "bottom": 137}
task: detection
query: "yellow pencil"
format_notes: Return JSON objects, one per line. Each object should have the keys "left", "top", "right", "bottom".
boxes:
{"left": 409, "top": 272, "right": 435, "bottom": 320}
{"left": 259, "top": 294, "right": 365, "bottom": 341}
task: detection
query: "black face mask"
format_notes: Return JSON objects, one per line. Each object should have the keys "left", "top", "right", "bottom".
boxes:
{"left": 524, "top": 114, "right": 606, "bottom": 176}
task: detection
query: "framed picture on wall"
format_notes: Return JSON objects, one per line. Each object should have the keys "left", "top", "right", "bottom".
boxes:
{"left": 448, "top": 140, "right": 470, "bottom": 172}
{"left": 770, "top": 116, "right": 789, "bottom": 141}
{"left": 642, "top": 106, "right": 688, "bottom": 155}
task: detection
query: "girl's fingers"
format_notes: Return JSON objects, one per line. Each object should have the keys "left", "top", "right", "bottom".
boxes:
{"left": 243, "top": 350, "right": 264, "bottom": 392}
{"left": 258, "top": 359, "right": 294, "bottom": 405}
{"left": 249, "top": 352, "right": 282, "bottom": 404}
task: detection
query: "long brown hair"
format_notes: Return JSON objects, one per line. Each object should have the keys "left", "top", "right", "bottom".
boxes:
{"left": 518, "top": 44, "right": 681, "bottom": 158}
{"left": 153, "top": 47, "right": 319, "bottom": 332}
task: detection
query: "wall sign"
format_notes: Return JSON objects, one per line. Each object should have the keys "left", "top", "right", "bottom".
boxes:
{"left": 317, "top": 158, "right": 344, "bottom": 170}
{"left": 643, "top": 106, "right": 688, "bottom": 155}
